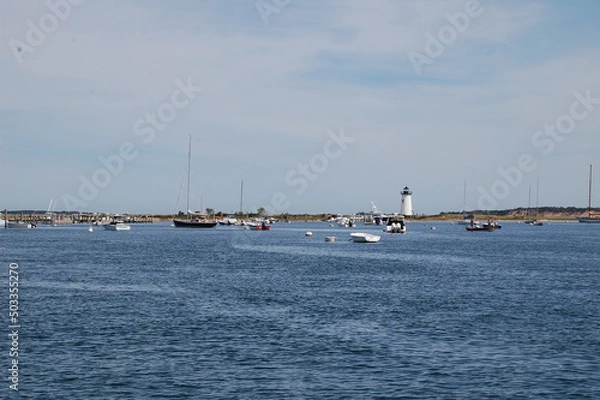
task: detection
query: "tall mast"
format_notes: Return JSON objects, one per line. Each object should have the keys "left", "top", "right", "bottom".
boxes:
{"left": 240, "top": 180, "right": 244, "bottom": 214}
{"left": 588, "top": 164, "right": 593, "bottom": 216}
{"left": 536, "top": 175, "right": 540, "bottom": 216}
{"left": 186, "top": 135, "right": 192, "bottom": 216}
{"left": 461, "top": 180, "right": 467, "bottom": 213}
{"left": 527, "top": 184, "right": 531, "bottom": 217}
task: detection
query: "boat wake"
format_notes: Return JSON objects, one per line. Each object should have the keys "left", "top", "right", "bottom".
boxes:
{"left": 229, "top": 243, "right": 470, "bottom": 264}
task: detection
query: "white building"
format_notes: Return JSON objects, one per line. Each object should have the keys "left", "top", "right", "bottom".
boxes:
{"left": 401, "top": 186, "right": 414, "bottom": 216}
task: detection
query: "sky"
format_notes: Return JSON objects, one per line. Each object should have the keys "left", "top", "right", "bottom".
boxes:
{"left": 1, "top": 0, "right": 600, "bottom": 215}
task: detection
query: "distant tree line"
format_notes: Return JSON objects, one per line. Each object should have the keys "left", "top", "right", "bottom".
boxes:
{"left": 441, "top": 206, "right": 598, "bottom": 216}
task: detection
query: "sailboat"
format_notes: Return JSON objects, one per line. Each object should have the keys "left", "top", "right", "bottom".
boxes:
{"left": 173, "top": 136, "right": 217, "bottom": 228}
{"left": 577, "top": 164, "right": 600, "bottom": 223}
{"left": 524, "top": 184, "right": 534, "bottom": 224}
{"left": 41, "top": 199, "right": 57, "bottom": 225}
{"left": 525, "top": 178, "right": 543, "bottom": 225}
{"left": 457, "top": 181, "right": 475, "bottom": 225}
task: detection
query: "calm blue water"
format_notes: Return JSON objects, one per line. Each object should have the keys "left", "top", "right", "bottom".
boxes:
{"left": 2, "top": 221, "right": 599, "bottom": 399}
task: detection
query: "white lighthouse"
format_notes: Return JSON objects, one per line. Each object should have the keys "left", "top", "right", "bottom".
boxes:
{"left": 401, "top": 186, "right": 414, "bottom": 216}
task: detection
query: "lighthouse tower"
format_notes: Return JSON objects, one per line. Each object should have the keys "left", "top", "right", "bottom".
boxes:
{"left": 401, "top": 186, "right": 414, "bottom": 216}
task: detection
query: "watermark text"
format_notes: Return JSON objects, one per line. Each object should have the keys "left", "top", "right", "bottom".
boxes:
{"left": 8, "top": 263, "right": 20, "bottom": 391}
{"left": 9, "top": 0, "right": 85, "bottom": 65}
{"left": 478, "top": 89, "right": 600, "bottom": 209}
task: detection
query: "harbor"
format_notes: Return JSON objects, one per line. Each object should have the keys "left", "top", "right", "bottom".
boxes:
{"left": 2, "top": 211, "right": 155, "bottom": 226}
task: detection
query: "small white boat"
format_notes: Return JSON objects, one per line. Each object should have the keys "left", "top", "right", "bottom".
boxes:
{"left": 7, "top": 221, "right": 35, "bottom": 229}
{"left": 218, "top": 215, "right": 239, "bottom": 226}
{"left": 102, "top": 221, "right": 131, "bottom": 231}
{"left": 325, "top": 236, "right": 336, "bottom": 242}
{"left": 247, "top": 220, "right": 271, "bottom": 230}
{"left": 384, "top": 217, "right": 406, "bottom": 233}
{"left": 337, "top": 217, "right": 356, "bottom": 228}
{"left": 305, "top": 231, "right": 313, "bottom": 237}
{"left": 350, "top": 232, "right": 380, "bottom": 243}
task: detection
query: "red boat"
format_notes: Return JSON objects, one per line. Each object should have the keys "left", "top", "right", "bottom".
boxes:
{"left": 249, "top": 221, "right": 271, "bottom": 230}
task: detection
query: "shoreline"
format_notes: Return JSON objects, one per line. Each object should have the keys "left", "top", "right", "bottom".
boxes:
{"left": 1, "top": 210, "right": 586, "bottom": 224}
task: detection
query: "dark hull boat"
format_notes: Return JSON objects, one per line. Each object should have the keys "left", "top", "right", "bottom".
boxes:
{"left": 173, "top": 136, "right": 217, "bottom": 229}
{"left": 577, "top": 217, "right": 600, "bottom": 223}
{"left": 466, "top": 219, "right": 500, "bottom": 231}
{"left": 466, "top": 225, "right": 496, "bottom": 232}
{"left": 173, "top": 219, "right": 217, "bottom": 228}
{"left": 578, "top": 165, "right": 600, "bottom": 223}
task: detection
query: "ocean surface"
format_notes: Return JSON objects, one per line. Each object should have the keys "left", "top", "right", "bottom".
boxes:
{"left": 2, "top": 221, "right": 599, "bottom": 399}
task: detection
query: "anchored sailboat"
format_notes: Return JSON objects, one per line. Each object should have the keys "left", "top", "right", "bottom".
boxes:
{"left": 525, "top": 177, "right": 543, "bottom": 225}
{"left": 173, "top": 136, "right": 217, "bottom": 228}
{"left": 457, "top": 181, "right": 475, "bottom": 225}
{"left": 577, "top": 164, "right": 600, "bottom": 223}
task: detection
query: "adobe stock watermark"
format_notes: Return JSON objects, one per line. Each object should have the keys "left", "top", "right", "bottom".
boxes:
{"left": 264, "top": 128, "right": 355, "bottom": 215}
{"left": 8, "top": 263, "right": 20, "bottom": 391}
{"left": 9, "top": 0, "right": 85, "bottom": 65}
{"left": 407, "top": 0, "right": 483, "bottom": 76}
{"left": 255, "top": 0, "right": 291, "bottom": 25}
{"left": 61, "top": 77, "right": 202, "bottom": 210}
{"left": 478, "top": 89, "right": 600, "bottom": 209}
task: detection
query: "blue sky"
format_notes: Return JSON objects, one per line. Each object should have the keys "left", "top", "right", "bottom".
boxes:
{"left": 1, "top": 0, "right": 600, "bottom": 214}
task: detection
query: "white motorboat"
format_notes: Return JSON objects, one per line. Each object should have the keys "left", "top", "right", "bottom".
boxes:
{"left": 325, "top": 236, "right": 336, "bottom": 242}
{"left": 247, "top": 220, "right": 271, "bottom": 230}
{"left": 384, "top": 217, "right": 406, "bottom": 233}
{"left": 337, "top": 217, "right": 356, "bottom": 228}
{"left": 218, "top": 215, "right": 239, "bottom": 226}
{"left": 102, "top": 221, "right": 131, "bottom": 231}
{"left": 350, "top": 232, "right": 381, "bottom": 243}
